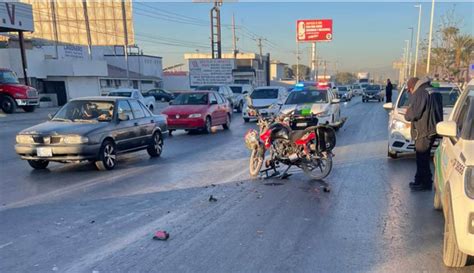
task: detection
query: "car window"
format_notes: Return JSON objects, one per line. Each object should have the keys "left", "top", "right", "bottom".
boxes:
{"left": 455, "top": 90, "right": 474, "bottom": 140}
{"left": 285, "top": 89, "right": 328, "bottom": 104}
{"left": 209, "top": 93, "right": 218, "bottom": 104}
{"left": 251, "top": 89, "right": 279, "bottom": 99}
{"left": 139, "top": 102, "right": 152, "bottom": 117}
{"left": 397, "top": 88, "right": 410, "bottom": 108}
{"left": 109, "top": 91, "right": 131, "bottom": 97}
{"left": 196, "top": 85, "right": 219, "bottom": 92}
{"left": 129, "top": 100, "right": 145, "bottom": 119}
{"left": 230, "top": 86, "right": 242, "bottom": 94}
{"left": 215, "top": 93, "right": 224, "bottom": 104}
{"left": 173, "top": 93, "right": 208, "bottom": 105}
{"left": 117, "top": 100, "right": 133, "bottom": 120}
{"left": 132, "top": 92, "right": 140, "bottom": 99}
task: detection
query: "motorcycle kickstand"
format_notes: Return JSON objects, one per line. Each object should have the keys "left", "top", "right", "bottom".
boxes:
{"left": 278, "top": 165, "right": 292, "bottom": 179}
{"left": 260, "top": 165, "right": 280, "bottom": 179}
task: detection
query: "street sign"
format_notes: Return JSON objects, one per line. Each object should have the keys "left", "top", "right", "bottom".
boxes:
{"left": 296, "top": 19, "right": 332, "bottom": 42}
{"left": 188, "top": 59, "right": 235, "bottom": 86}
{"left": 0, "top": 2, "right": 34, "bottom": 32}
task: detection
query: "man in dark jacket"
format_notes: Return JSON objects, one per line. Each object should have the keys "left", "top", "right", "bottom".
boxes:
{"left": 405, "top": 77, "right": 443, "bottom": 191}
{"left": 385, "top": 79, "right": 393, "bottom": 103}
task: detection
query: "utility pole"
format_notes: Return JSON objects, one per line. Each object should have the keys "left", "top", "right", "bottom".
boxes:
{"left": 296, "top": 42, "right": 300, "bottom": 83}
{"left": 404, "top": 40, "right": 410, "bottom": 79}
{"left": 257, "top": 37, "right": 264, "bottom": 66}
{"left": 210, "top": 0, "right": 223, "bottom": 59}
{"left": 408, "top": 27, "right": 414, "bottom": 77}
{"left": 50, "top": 0, "right": 59, "bottom": 59}
{"left": 121, "top": 0, "right": 130, "bottom": 87}
{"left": 426, "top": 0, "right": 435, "bottom": 74}
{"left": 82, "top": 0, "right": 93, "bottom": 59}
{"left": 231, "top": 13, "right": 237, "bottom": 59}
{"left": 414, "top": 4, "right": 422, "bottom": 77}
{"left": 311, "top": 42, "right": 316, "bottom": 81}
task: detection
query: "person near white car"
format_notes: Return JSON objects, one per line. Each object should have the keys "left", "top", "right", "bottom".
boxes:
{"left": 433, "top": 79, "right": 474, "bottom": 267}
{"left": 242, "top": 86, "right": 288, "bottom": 122}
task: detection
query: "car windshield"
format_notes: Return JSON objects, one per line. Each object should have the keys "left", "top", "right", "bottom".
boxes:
{"left": 397, "top": 87, "right": 460, "bottom": 108}
{"left": 196, "top": 85, "right": 219, "bottom": 91}
{"left": 352, "top": 85, "right": 359, "bottom": 89}
{"left": 366, "top": 85, "right": 379, "bottom": 91}
{"left": 230, "top": 86, "right": 242, "bottom": 94}
{"left": 338, "top": 87, "right": 348, "bottom": 92}
{"left": 285, "top": 89, "right": 327, "bottom": 104}
{"left": 53, "top": 100, "right": 115, "bottom": 122}
{"left": 172, "top": 93, "right": 208, "bottom": 105}
{"left": 0, "top": 71, "right": 20, "bottom": 84}
{"left": 464, "top": 91, "right": 474, "bottom": 140}
{"left": 251, "top": 89, "right": 278, "bottom": 99}
{"left": 108, "top": 91, "right": 131, "bottom": 97}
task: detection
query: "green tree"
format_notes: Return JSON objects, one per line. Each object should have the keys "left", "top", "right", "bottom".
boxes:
{"left": 335, "top": 72, "right": 356, "bottom": 85}
{"left": 291, "top": 64, "right": 311, "bottom": 81}
{"left": 283, "top": 66, "right": 294, "bottom": 79}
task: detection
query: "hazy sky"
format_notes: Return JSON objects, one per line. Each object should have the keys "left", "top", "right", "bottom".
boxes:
{"left": 133, "top": 1, "right": 473, "bottom": 73}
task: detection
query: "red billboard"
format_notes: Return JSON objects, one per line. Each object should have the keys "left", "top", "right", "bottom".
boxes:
{"left": 296, "top": 19, "right": 333, "bottom": 42}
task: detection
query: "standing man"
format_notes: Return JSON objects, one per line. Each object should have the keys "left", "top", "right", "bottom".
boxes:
{"left": 405, "top": 77, "right": 443, "bottom": 191}
{"left": 385, "top": 79, "right": 393, "bottom": 103}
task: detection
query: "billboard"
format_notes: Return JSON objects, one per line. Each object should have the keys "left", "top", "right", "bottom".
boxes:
{"left": 296, "top": 19, "right": 333, "bottom": 42}
{"left": 189, "top": 59, "right": 235, "bottom": 86}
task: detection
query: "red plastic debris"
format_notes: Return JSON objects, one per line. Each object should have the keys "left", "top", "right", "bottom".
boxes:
{"left": 153, "top": 230, "right": 170, "bottom": 241}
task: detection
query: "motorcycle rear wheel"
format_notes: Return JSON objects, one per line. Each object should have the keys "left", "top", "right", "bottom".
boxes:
{"left": 249, "top": 148, "right": 264, "bottom": 178}
{"left": 302, "top": 153, "right": 333, "bottom": 180}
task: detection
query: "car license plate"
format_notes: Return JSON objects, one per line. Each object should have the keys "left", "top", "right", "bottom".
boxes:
{"left": 37, "top": 147, "right": 52, "bottom": 157}
{"left": 297, "top": 122, "right": 307, "bottom": 127}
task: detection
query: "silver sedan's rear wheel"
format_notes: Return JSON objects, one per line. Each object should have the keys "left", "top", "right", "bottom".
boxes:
{"left": 95, "top": 140, "right": 116, "bottom": 171}
{"left": 147, "top": 132, "right": 163, "bottom": 157}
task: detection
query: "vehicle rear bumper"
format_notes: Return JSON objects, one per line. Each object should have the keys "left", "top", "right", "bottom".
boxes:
{"left": 15, "top": 143, "right": 100, "bottom": 162}
{"left": 167, "top": 118, "right": 205, "bottom": 130}
{"left": 15, "top": 98, "right": 39, "bottom": 106}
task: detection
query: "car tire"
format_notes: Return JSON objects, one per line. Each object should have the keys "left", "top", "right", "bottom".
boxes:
{"left": 243, "top": 118, "right": 250, "bottom": 123}
{"left": 223, "top": 114, "right": 231, "bottom": 130}
{"left": 28, "top": 160, "right": 49, "bottom": 169}
{"left": 387, "top": 149, "right": 398, "bottom": 159}
{"left": 95, "top": 140, "right": 117, "bottom": 171}
{"left": 443, "top": 200, "right": 468, "bottom": 267}
{"left": 203, "top": 117, "right": 212, "bottom": 134}
{"left": 22, "top": 106, "right": 36, "bottom": 112}
{"left": 238, "top": 102, "right": 243, "bottom": 113}
{"left": 1, "top": 96, "right": 16, "bottom": 113}
{"left": 147, "top": 132, "right": 163, "bottom": 157}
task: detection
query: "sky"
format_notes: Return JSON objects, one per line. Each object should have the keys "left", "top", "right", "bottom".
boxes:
{"left": 133, "top": 1, "right": 473, "bottom": 75}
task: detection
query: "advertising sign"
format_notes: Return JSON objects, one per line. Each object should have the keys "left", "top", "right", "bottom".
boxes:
{"left": 296, "top": 19, "right": 332, "bottom": 42}
{"left": 0, "top": 2, "right": 34, "bottom": 32}
{"left": 189, "top": 59, "right": 235, "bottom": 86}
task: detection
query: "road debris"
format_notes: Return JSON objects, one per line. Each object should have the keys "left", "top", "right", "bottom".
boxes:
{"left": 153, "top": 230, "right": 170, "bottom": 241}
{"left": 209, "top": 195, "right": 218, "bottom": 202}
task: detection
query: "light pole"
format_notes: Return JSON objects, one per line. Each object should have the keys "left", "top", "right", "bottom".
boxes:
{"left": 405, "top": 40, "right": 410, "bottom": 79}
{"left": 414, "top": 4, "right": 422, "bottom": 77}
{"left": 426, "top": 0, "right": 435, "bottom": 74}
{"left": 408, "top": 27, "right": 414, "bottom": 77}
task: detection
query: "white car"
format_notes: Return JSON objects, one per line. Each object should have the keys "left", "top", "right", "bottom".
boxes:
{"left": 351, "top": 84, "right": 363, "bottom": 96}
{"left": 229, "top": 84, "right": 253, "bottom": 113}
{"left": 107, "top": 88, "right": 156, "bottom": 112}
{"left": 336, "top": 85, "right": 353, "bottom": 101}
{"left": 280, "top": 86, "right": 342, "bottom": 129}
{"left": 243, "top": 86, "right": 288, "bottom": 122}
{"left": 384, "top": 82, "right": 461, "bottom": 158}
{"left": 433, "top": 80, "right": 474, "bottom": 267}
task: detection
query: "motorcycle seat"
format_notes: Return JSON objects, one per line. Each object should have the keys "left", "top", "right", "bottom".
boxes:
{"left": 290, "top": 130, "right": 307, "bottom": 143}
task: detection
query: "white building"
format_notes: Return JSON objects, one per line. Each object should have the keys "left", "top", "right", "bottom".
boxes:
{"left": 270, "top": 61, "right": 288, "bottom": 81}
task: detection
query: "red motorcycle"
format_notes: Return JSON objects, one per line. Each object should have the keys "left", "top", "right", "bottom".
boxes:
{"left": 245, "top": 106, "right": 336, "bottom": 180}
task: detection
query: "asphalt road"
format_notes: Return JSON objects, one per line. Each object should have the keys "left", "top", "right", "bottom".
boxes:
{"left": 0, "top": 97, "right": 472, "bottom": 273}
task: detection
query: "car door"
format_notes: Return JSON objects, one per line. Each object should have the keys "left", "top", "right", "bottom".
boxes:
{"left": 208, "top": 92, "right": 221, "bottom": 125}
{"left": 114, "top": 100, "right": 137, "bottom": 151}
{"left": 217, "top": 93, "right": 229, "bottom": 122}
{"left": 128, "top": 99, "right": 150, "bottom": 147}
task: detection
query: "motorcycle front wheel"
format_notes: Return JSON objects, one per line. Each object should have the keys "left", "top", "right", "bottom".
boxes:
{"left": 249, "top": 147, "right": 264, "bottom": 178}
{"left": 302, "top": 153, "right": 333, "bottom": 180}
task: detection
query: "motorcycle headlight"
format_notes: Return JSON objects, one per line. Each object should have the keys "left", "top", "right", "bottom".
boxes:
{"left": 189, "top": 113, "right": 202, "bottom": 118}
{"left": 465, "top": 167, "right": 474, "bottom": 199}
{"left": 63, "top": 135, "right": 89, "bottom": 144}
{"left": 16, "top": 134, "right": 34, "bottom": 144}
{"left": 391, "top": 119, "right": 410, "bottom": 130}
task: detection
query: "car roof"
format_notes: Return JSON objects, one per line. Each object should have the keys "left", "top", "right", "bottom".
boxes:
{"left": 176, "top": 90, "right": 214, "bottom": 94}
{"left": 254, "top": 86, "right": 282, "bottom": 90}
{"left": 431, "top": 82, "right": 459, "bottom": 88}
{"left": 109, "top": 88, "right": 139, "bottom": 93}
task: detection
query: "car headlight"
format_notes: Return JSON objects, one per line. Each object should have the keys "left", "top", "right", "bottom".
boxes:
{"left": 465, "top": 167, "right": 474, "bottom": 199}
{"left": 391, "top": 119, "right": 410, "bottom": 130}
{"left": 16, "top": 134, "right": 34, "bottom": 144}
{"left": 63, "top": 135, "right": 89, "bottom": 144}
{"left": 188, "top": 113, "right": 202, "bottom": 118}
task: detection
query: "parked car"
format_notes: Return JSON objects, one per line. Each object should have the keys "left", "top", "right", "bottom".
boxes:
{"left": 142, "top": 88, "right": 175, "bottom": 102}
{"left": 107, "top": 88, "right": 156, "bottom": 112}
{"left": 362, "top": 85, "right": 383, "bottom": 102}
{"left": 229, "top": 84, "right": 253, "bottom": 113}
{"left": 433, "top": 79, "right": 474, "bottom": 267}
{"left": 162, "top": 91, "right": 232, "bottom": 134}
{"left": 280, "top": 86, "right": 342, "bottom": 130}
{"left": 336, "top": 86, "right": 353, "bottom": 101}
{"left": 384, "top": 82, "right": 461, "bottom": 158}
{"left": 15, "top": 97, "right": 167, "bottom": 170}
{"left": 0, "top": 68, "right": 39, "bottom": 113}
{"left": 195, "top": 84, "right": 236, "bottom": 109}
{"left": 242, "top": 86, "right": 288, "bottom": 122}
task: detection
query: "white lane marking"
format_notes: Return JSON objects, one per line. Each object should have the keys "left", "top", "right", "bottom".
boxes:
{"left": 0, "top": 241, "right": 13, "bottom": 249}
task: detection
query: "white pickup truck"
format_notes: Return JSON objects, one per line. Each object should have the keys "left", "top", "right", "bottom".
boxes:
{"left": 107, "top": 88, "right": 156, "bottom": 112}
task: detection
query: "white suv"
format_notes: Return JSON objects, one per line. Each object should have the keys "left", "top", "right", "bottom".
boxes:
{"left": 433, "top": 80, "right": 474, "bottom": 267}
{"left": 229, "top": 84, "right": 253, "bottom": 113}
{"left": 383, "top": 82, "right": 460, "bottom": 158}
{"left": 243, "top": 86, "right": 288, "bottom": 122}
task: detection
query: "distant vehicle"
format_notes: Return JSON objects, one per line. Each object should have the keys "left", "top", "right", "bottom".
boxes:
{"left": 357, "top": 72, "right": 370, "bottom": 85}
{"left": 107, "top": 88, "right": 156, "bottom": 112}
{"left": 433, "top": 79, "right": 474, "bottom": 267}
{"left": 229, "top": 84, "right": 253, "bottom": 113}
{"left": 195, "top": 84, "right": 236, "bottom": 109}
{"left": 15, "top": 97, "right": 167, "bottom": 170}
{"left": 242, "top": 86, "right": 288, "bottom": 122}
{"left": 351, "top": 84, "right": 363, "bottom": 96}
{"left": 142, "top": 88, "right": 175, "bottom": 102}
{"left": 336, "top": 86, "right": 353, "bottom": 101}
{"left": 384, "top": 82, "right": 461, "bottom": 158}
{"left": 362, "top": 85, "right": 383, "bottom": 102}
{"left": 0, "top": 68, "right": 39, "bottom": 113}
{"left": 280, "top": 86, "right": 343, "bottom": 130}
{"left": 162, "top": 91, "right": 232, "bottom": 134}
